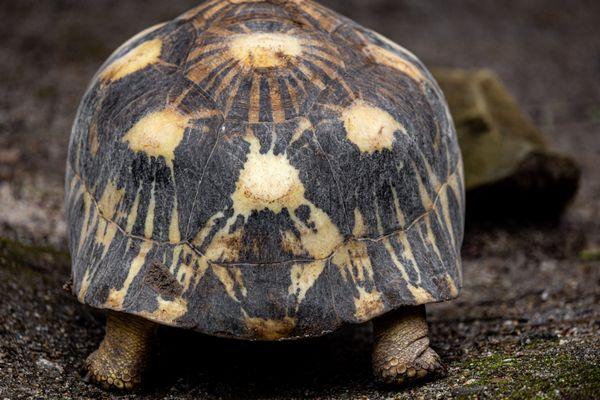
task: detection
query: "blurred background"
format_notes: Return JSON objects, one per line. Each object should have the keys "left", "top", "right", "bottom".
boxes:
{"left": 0, "top": 1, "right": 598, "bottom": 398}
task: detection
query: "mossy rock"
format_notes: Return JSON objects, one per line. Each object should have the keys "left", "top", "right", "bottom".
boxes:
{"left": 432, "top": 68, "right": 580, "bottom": 218}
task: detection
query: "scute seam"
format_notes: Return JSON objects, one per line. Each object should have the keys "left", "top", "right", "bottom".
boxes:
{"left": 68, "top": 159, "right": 462, "bottom": 266}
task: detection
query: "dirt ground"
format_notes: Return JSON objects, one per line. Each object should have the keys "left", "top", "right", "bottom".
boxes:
{"left": 0, "top": 0, "right": 599, "bottom": 399}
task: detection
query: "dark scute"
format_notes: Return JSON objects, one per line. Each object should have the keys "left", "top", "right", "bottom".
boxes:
{"left": 144, "top": 259, "right": 184, "bottom": 299}
{"left": 239, "top": 208, "right": 306, "bottom": 264}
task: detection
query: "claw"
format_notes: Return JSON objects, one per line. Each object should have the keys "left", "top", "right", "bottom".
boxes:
{"left": 82, "top": 371, "right": 93, "bottom": 383}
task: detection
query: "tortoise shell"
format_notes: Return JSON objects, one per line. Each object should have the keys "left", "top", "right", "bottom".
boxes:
{"left": 66, "top": 0, "right": 464, "bottom": 340}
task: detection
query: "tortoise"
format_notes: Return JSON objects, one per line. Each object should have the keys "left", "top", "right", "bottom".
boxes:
{"left": 65, "top": 0, "right": 464, "bottom": 390}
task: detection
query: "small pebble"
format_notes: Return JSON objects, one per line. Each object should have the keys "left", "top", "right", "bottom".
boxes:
{"left": 541, "top": 290, "right": 549, "bottom": 301}
{"left": 35, "top": 357, "right": 63, "bottom": 375}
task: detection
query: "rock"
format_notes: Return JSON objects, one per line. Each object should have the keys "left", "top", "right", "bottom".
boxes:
{"left": 452, "top": 384, "right": 486, "bottom": 397}
{"left": 35, "top": 357, "right": 64, "bottom": 376}
{"left": 432, "top": 68, "right": 581, "bottom": 219}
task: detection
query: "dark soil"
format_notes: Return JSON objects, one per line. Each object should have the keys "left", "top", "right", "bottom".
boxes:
{"left": 1, "top": 0, "right": 599, "bottom": 399}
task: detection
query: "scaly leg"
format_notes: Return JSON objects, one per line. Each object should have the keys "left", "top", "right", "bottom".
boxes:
{"left": 85, "top": 312, "right": 156, "bottom": 390}
{"left": 372, "top": 305, "right": 445, "bottom": 384}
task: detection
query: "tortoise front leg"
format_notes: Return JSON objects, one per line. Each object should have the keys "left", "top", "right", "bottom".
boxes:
{"left": 372, "top": 305, "right": 445, "bottom": 384}
{"left": 85, "top": 312, "right": 156, "bottom": 390}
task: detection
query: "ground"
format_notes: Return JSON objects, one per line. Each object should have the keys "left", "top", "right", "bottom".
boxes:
{"left": 0, "top": 0, "right": 599, "bottom": 399}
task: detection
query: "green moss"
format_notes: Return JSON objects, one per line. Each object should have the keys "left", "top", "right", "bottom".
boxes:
{"left": 579, "top": 248, "right": 600, "bottom": 262}
{"left": 456, "top": 340, "right": 600, "bottom": 399}
{"left": 0, "top": 236, "right": 69, "bottom": 273}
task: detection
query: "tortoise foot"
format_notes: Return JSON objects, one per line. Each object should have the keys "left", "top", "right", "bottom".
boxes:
{"left": 373, "top": 340, "right": 445, "bottom": 384}
{"left": 372, "top": 305, "right": 445, "bottom": 385}
{"left": 84, "top": 312, "right": 156, "bottom": 391}
{"left": 84, "top": 347, "right": 144, "bottom": 390}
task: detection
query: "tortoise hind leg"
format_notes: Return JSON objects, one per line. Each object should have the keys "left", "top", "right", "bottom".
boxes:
{"left": 372, "top": 305, "right": 445, "bottom": 384}
{"left": 85, "top": 312, "right": 156, "bottom": 390}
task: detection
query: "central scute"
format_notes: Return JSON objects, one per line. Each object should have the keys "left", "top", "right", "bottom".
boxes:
{"left": 191, "top": 125, "right": 345, "bottom": 265}
{"left": 236, "top": 146, "right": 300, "bottom": 205}
{"left": 185, "top": 15, "right": 345, "bottom": 123}
{"left": 229, "top": 32, "right": 303, "bottom": 68}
